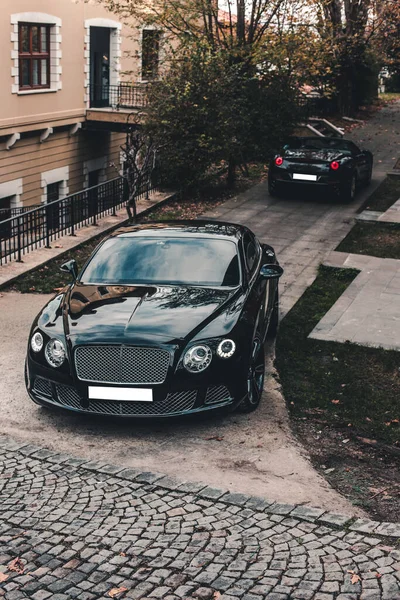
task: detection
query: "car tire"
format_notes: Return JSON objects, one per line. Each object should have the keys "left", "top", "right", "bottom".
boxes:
{"left": 266, "top": 288, "right": 279, "bottom": 339}
{"left": 365, "top": 163, "right": 373, "bottom": 186}
{"left": 237, "top": 337, "right": 265, "bottom": 413}
{"left": 341, "top": 173, "right": 357, "bottom": 203}
{"left": 268, "top": 176, "right": 280, "bottom": 198}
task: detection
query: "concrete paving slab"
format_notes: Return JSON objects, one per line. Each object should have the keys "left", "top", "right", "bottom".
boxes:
{"left": 310, "top": 253, "right": 400, "bottom": 350}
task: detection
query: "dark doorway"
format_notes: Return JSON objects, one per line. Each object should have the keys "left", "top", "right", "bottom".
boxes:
{"left": 46, "top": 182, "right": 60, "bottom": 231}
{"left": 0, "top": 196, "right": 13, "bottom": 240}
{"left": 90, "top": 27, "right": 110, "bottom": 107}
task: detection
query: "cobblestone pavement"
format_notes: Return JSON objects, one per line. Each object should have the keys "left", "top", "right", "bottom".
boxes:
{"left": 1, "top": 438, "right": 400, "bottom": 600}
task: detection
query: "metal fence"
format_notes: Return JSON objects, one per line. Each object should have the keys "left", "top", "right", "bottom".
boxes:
{"left": 299, "top": 96, "right": 337, "bottom": 120}
{"left": 0, "top": 175, "right": 157, "bottom": 266}
{"left": 89, "top": 83, "right": 149, "bottom": 110}
{"left": 0, "top": 204, "right": 41, "bottom": 223}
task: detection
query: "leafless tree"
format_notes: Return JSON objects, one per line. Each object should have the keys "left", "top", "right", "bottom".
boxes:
{"left": 119, "top": 116, "right": 158, "bottom": 223}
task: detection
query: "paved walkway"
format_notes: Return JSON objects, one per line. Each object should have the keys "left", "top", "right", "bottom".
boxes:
{"left": 310, "top": 251, "right": 400, "bottom": 350}
{"left": 203, "top": 102, "right": 400, "bottom": 318}
{"left": 1, "top": 436, "right": 400, "bottom": 600}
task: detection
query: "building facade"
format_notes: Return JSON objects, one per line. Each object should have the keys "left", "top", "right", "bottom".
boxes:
{"left": 0, "top": 0, "right": 160, "bottom": 218}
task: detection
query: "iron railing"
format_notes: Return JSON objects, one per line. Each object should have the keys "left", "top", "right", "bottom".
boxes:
{"left": 89, "top": 83, "right": 149, "bottom": 109}
{"left": 0, "top": 205, "right": 41, "bottom": 222}
{"left": 0, "top": 174, "right": 157, "bottom": 265}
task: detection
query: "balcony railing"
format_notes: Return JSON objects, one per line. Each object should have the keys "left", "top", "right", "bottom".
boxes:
{"left": 0, "top": 174, "right": 157, "bottom": 266}
{"left": 89, "top": 83, "right": 149, "bottom": 110}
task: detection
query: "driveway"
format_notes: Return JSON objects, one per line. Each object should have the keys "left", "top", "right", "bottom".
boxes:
{"left": 0, "top": 102, "right": 398, "bottom": 515}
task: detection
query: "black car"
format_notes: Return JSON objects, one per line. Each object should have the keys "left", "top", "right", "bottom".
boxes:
{"left": 26, "top": 221, "right": 283, "bottom": 418}
{"left": 268, "top": 136, "right": 373, "bottom": 201}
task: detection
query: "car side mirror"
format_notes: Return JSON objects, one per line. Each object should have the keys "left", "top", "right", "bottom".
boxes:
{"left": 260, "top": 264, "right": 284, "bottom": 279}
{"left": 60, "top": 259, "right": 78, "bottom": 281}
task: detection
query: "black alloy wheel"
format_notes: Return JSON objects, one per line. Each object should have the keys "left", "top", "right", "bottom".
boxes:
{"left": 365, "top": 163, "right": 373, "bottom": 186}
{"left": 342, "top": 173, "right": 357, "bottom": 203}
{"left": 238, "top": 337, "right": 265, "bottom": 413}
{"left": 266, "top": 288, "right": 279, "bottom": 339}
{"left": 268, "top": 176, "right": 280, "bottom": 198}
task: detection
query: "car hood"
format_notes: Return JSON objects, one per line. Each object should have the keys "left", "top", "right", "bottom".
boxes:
{"left": 284, "top": 148, "right": 348, "bottom": 162}
{"left": 64, "top": 283, "right": 238, "bottom": 345}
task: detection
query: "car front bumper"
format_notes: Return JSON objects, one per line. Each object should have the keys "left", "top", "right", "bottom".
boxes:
{"left": 26, "top": 355, "right": 247, "bottom": 418}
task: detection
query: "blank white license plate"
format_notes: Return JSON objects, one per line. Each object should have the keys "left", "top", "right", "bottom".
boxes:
{"left": 88, "top": 386, "right": 153, "bottom": 402}
{"left": 293, "top": 173, "right": 317, "bottom": 181}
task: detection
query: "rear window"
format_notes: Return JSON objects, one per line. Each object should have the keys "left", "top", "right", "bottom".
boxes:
{"left": 284, "top": 138, "right": 356, "bottom": 153}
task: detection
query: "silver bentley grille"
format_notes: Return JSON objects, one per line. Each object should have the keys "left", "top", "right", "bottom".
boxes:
{"left": 205, "top": 385, "right": 232, "bottom": 405}
{"left": 74, "top": 345, "right": 171, "bottom": 384}
{"left": 55, "top": 384, "right": 196, "bottom": 416}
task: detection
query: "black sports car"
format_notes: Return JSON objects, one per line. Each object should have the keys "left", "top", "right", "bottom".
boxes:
{"left": 26, "top": 221, "right": 283, "bottom": 418}
{"left": 268, "top": 136, "right": 373, "bottom": 201}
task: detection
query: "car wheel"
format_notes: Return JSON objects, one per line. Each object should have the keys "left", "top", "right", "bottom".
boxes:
{"left": 365, "top": 163, "right": 373, "bottom": 186}
{"left": 266, "top": 288, "right": 279, "bottom": 339}
{"left": 238, "top": 338, "right": 265, "bottom": 413}
{"left": 268, "top": 176, "right": 280, "bottom": 198}
{"left": 341, "top": 173, "right": 357, "bottom": 203}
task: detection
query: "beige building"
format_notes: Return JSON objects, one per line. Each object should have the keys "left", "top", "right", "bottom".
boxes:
{"left": 0, "top": 0, "right": 162, "bottom": 218}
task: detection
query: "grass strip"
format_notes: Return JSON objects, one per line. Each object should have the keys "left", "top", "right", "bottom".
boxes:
{"left": 359, "top": 176, "right": 400, "bottom": 213}
{"left": 276, "top": 265, "right": 400, "bottom": 446}
{"left": 336, "top": 221, "right": 400, "bottom": 259}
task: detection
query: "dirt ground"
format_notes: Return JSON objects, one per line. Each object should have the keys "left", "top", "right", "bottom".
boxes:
{"left": 293, "top": 419, "right": 400, "bottom": 523}
{"left": 0, "top": 290, "right": 362, "bottom": 516}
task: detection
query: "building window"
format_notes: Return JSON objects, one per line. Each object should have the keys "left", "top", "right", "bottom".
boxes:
{"left": 141, "top": 30, "right": 160, "bottom": 80}
{"left": 46, "top": 182, "right": 60, "bottom": 203}
{"left": 19, "top": 23, "right": 50, "bottom": 89}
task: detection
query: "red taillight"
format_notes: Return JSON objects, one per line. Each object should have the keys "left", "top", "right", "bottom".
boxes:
{"left": 275, "top": 156, "right": 283, "bottom": 166}
{"left": 330, "top": 161, "right": 340, "bottom": 170}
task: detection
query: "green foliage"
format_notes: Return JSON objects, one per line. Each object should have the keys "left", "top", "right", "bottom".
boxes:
{"left": 145, "top": 43, "right": 300, "bottom": 188}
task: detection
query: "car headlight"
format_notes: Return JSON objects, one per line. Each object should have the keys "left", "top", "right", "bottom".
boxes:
{"left": 183, "top": 345, "right": 212, "bottom": 373}
{"left": 45, "top": 338, "right": 66, "bottom": 368}
{"left": 217, "top": 339, "right": 236, "bottom": 359}
{"left": 31, "top": 332, "right": 44, "bottom": 353}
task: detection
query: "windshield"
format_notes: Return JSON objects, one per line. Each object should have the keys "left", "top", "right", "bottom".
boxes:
{"left": 80, "top": 236, "right": 241, "bottom": 287}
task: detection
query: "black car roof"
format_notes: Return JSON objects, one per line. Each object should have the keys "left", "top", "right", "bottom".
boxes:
{"left": 110, "top": 220, "right": 246, "bottom": 241}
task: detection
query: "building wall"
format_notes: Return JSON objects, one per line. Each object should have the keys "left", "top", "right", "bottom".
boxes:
{"left": 0, "top": 129, "right": 125, "bottom": 208}
{"left": 0, "top": 0, "right": 137, "bottom": 210}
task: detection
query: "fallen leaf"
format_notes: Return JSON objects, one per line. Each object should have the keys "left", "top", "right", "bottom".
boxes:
{"left": 54, "top": 245, "right": 63, "bottom": 248}
{"left": 342, "top": 439, "right": 350, "bottom": 444}
{"left": 204, "top": 436, "right": 224, "bottom": 441}
{"left": 375, "top": 572, "right": 382, "bottom": 579}
{"left": 331, "top": 399, "right": 340, "bottom": 404}
{"left": 0, "top": 573, "right": 8, "bottom": 582}
{"left": 213, "top": 593, "right": 221, "bottom": 600}
{"left": 108, "top": 587, "right": 128, "bottom": 598}
{"left": 351, "top": 573, "right": 361, "bottom": 584}
{"left": 8, "top": 558, "right": 24, "bottom": 574}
